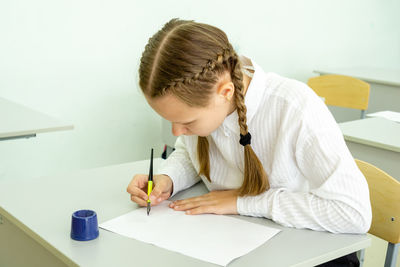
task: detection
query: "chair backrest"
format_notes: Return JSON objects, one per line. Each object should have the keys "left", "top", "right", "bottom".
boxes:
{"left": 355, "top": 159, "right": 400, "bottom": 244}
{"left": 308, "top": 75, "right": 370, "bottom": 118}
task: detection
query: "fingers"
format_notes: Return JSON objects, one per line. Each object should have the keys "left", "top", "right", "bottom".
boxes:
{"left": 128, "top": 183, "right": 170, "bottom": 206}
{"left": 169, "top": 195, "right": 215, "bottom": 212}
{"left": 186, "top": 206, "right": 213, "bottom": 215}
{"left": 153, "top": 175, "right": 173, "bottom": 195}
{"left": 126, "top": 174, "right": 148, "bottom": 194}
{"left": 171, "top": 201, "right": 214, "bottom": 215}
{"left": 131, "top": 195, "right": 147, "bottom": 207}
{"left": 127, "top": 174, "right": 150, "bottom": 206}
{"left": 150, "top": 187, "right": 162, "bottom": 201}
{"left": 129, "top": 186, "right": 148, "bottom": 202}
{"left": 151, "top": 192, "right": 170, "bottom": 205}
{"left": 150, "top": 177, "right": 172, "bottom": 202}
{"left": 131, "top": 194, "right": 167, "bottom": 207}
{"left": 168, "top": 190, "right": 238, "bottom": 215}
{"left": 127, "top": 174, "right": 173, "bottom": 207}
{"left": 170, "top": 200, "right": 211, "bottom": 211}
{"left": 170, "top": 194, "right": 209, "bottom": 207}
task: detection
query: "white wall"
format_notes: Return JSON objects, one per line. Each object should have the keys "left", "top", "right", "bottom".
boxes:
{"left": 0, "top": 0, "right": 399, "bottom": 180}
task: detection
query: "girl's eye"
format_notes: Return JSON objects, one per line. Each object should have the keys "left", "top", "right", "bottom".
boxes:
{"left": 184, "top": 121, "right": 195, "bottom": 126}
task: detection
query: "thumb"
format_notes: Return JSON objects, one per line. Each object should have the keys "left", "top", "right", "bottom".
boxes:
{"left": 150, "top": 182, "right": 165, "bottom": 202}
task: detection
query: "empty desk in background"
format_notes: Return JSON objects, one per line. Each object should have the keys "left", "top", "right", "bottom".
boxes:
{"left": 314, "top": 67, "right": 400, "bottom": 122}
{"left": 0, "top": 159, "right": 370, "bottom": 267}
{"left": 339, "top": 117, "right": 400, "bottom": 180}
{"left": 0, "top": 97, "right": 73, "bottom": 141}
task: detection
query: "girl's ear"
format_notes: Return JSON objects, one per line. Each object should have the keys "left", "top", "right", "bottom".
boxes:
{"left": 217, "top": 81, "right": 235, "bottom": 101}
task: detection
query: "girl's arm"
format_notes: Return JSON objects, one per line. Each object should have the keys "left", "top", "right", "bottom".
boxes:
{"left": 158, "top": 136, "right": 201, "bottom": 197}
{"left": 237, "top": 123, "right": 372, "bottom": 234}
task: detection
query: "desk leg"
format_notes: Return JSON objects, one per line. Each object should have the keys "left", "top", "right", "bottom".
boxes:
{"left": 358, "top": 249, "right": 366, "bottom": 267}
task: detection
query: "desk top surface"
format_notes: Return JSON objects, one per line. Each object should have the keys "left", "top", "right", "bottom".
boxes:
{"left": 314, "top": 67, "right": 400, "bottom": 87}
{"left": 0, "top": 159, "right": 370, "bottom": 267}
{"left": 339, "top": 118, "right": 400, "bottom": 153}
{"left": 0, "top": 97, "right": 73, "bottom": 139}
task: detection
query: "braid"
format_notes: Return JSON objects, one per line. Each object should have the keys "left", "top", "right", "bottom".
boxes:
{"left": 230, "top": 52, "right": 270, "bottom": 196}
{"left": 230, "top": 56, "right": 248, "bottom": 135}
{"left": 162, "top": 51, "right": 228, "bottom": 94}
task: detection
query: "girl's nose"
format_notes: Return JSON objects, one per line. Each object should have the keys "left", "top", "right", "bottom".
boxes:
{"left": 171, "top": 123, "right": 186, "bottom": 136}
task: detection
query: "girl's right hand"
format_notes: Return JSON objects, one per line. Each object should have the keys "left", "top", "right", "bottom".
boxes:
{"left": 126, "top": 174, "right": 173, "bottom": 207}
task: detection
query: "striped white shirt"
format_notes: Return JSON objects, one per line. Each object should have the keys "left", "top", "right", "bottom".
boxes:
{"left": 158, "top": 60, "right": 372, "bottom": 234}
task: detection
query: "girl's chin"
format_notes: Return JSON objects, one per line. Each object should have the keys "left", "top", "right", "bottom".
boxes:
{"left": 186, "top": 132, "right": 208, "bottom": 137}
{"left": 196, "top": 129, "right": 218, "bottom": 137}
{"left": 196, "top": 133, "right": 212, "bottom": 137}
{"left": 186, "top": 128, "right": 215, "bottom": 137}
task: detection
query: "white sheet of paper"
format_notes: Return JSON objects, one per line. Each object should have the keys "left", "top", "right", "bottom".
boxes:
{"left": 100, "top": 201, "right": 280, "bottom": 266}
{"left": 367, "top": 111, "right": 400, "bottom": 123}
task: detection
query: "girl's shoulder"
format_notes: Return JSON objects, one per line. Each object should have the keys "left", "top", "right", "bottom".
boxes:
{"left": 258, "top": 70, "right": 320, "bottom": 111}
{"left": 247, "top": 58, "right": 326, "bottom": 120}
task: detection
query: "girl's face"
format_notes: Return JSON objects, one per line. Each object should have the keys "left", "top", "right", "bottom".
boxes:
{"left": 146, "top": 75, "right": 235, "bottom": 137}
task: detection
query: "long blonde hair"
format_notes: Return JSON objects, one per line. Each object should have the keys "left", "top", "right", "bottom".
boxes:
{"left": 139, "top": 18, "right": 269, "bottom": 196}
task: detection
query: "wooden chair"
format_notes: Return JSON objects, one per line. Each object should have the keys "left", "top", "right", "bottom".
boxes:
{"left": 355, "top": 159, "right": 400, "bottom": 267}
{"left": 308, "top": 75, "right": 370, "bottom": 119}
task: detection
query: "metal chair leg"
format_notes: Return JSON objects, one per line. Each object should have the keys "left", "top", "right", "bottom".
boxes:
{"left": 384, "top": 242, "right": 399, "bottom": 267}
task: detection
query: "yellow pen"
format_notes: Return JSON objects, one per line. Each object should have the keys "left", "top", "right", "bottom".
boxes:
{"left": 147, "top": 148, "right": 154, "bottom": 216}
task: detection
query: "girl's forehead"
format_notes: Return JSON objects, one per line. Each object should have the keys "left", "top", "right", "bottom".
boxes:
{"left": 146, "top": 94, "right": 203, "bottom": 122}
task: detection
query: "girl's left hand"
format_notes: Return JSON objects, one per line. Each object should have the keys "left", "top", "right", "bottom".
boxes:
{"left": 169, "top": 190, "right": 239, "bottom": 215}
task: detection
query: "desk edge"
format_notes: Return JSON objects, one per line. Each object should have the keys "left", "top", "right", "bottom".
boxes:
{"left": 343, "top": 135, "right": 400, "bottom": 153}
{"left": 0, "top": 125, "right": 74, "bottom": 139}
{"left": 292, "top": 236, "right": 371, "bottom": 267}
{"left": 0, "top": 207, "right": 79, "bottom": 267}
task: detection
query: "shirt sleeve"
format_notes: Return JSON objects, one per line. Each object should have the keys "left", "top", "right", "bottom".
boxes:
{"left": 237, "top": 96, "right": 372, "bottom": 234}
{"left": 158, "top": 136, "right": 201, "bottom": 197}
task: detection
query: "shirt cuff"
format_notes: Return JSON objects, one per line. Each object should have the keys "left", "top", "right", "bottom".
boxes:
{"left": 158, "top": 160, "right": 200, "bottom": 198}
{"left": 158, "top": 164, "right": 185, "bottom": 197}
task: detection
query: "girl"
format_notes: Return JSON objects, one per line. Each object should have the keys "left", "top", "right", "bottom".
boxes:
{"left": 127, "top": 18, "right": 371, "bottom": 266}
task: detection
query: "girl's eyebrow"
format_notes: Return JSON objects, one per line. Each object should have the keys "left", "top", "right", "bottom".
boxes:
{"left": 174, "top": 120, "right": 195, "bottom": 125}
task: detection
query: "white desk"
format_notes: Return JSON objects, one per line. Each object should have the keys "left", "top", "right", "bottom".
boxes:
{"left": 313, "top": 67, "right": 400, "bottom": 122}
{"left": 0, "top": 159, "right": 370, "bottom": 267}
{"left": 339, "top": 117, "right": 400, "bottom": 180}
{"left": 0, "top": 97, "right": 73, "bottom": 141}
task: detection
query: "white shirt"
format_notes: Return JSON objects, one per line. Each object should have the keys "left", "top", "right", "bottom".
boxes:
{"left": 158, "top": 59, "right": 372, "bottom": 234}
